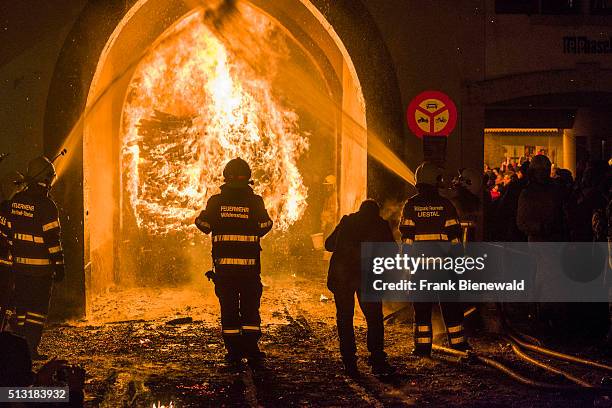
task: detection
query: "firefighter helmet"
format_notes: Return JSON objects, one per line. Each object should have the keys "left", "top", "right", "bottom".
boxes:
{"left": 26, "top": 156, "right": 56, "bottom": 186}
{"left": 223, "top": 157, "right": 252, "bottom": 184}
{"left": 415, "top": 162, "right": 443, "bottom": 187}
{"left": 0, "top": 171, "right": 25, "bottom": 202}
{"left": 458, "top": 168, "right": 483, "bottom": 196}
{"left": 323, "top": 175, "right": 336, "bottom": 185}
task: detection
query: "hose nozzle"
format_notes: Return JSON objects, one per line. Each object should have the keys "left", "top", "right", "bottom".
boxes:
{"left": 51, "top": 149, "right": 67, "bottom": 163}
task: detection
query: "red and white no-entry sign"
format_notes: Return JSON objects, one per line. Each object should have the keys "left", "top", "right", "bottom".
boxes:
{"left": 406, "top": 90, "right": 457, "bottom": 138}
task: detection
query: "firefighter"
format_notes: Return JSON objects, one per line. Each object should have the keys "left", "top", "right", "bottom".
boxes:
{"left": 320, "top": 174, "right": 338, "bottom": 238}
{"left": 195, "top": 158, "right": 273, "bottom": 367}
{"left": 8, "top": 156, "right": 64, "bottom": 359}
{"left": 399, "top": 162, "right": 470, "bottom": 356}
{"left": 0, "top": 171, "right": 25, "bottom": 331}
{"left": 0, "top": 204, "right": 11, "bottom": 324}
{"left": 451, "top": 168, "right": 482, "bottom": 243}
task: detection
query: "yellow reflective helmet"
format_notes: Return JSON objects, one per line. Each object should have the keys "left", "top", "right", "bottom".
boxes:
{"left": 415, "top": 162, "right": 443, "bottom": 187}
{"left": 26, "top": 156, "right": 56, "bottom": 186}
{"left": 323, "top": 175, "right": 336, "bottom": 185}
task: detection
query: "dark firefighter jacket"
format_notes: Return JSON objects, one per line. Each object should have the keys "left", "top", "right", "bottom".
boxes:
{"left": 195, "top": 184, "right": 272, "bottom": 274}
{"left": 448, "top": 186, "right": 481, "bottom": 243}
{"left": 0, "top": 201, "right": 11, "bottom": 267}
{"left": 399, "top": 185, "right": 462, "bottom": 245}
{"left": 325, "top": 208, "right": 395, "bottom": 293}
{"left": 8, "top": 184, "right": 64, "bottom": 274}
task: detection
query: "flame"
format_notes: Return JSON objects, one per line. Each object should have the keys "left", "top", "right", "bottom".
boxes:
{"left": 152, "top": 402, "right": 174, "bottom": 408}
{"left": 121, "top": 7, "right": 308, "bottom": 234}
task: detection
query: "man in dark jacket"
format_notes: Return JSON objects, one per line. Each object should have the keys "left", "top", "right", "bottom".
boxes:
{"left": 195, "top": 158, "right": 273, "bottom": 367}
{"left": 325, "top": 199, "right": 395, "bottom": 376}
{"left": 567, "top": 162, "right": 606, "bottom": 242}
{"left": 517, "top": 155, "right": 566, "bottom": 242}
{"left": 517, "top": 155, "right": 573, "bottom": 328}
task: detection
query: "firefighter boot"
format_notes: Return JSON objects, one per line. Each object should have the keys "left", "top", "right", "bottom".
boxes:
{"left": 224, "top": 347, "right": 244, "bottom": 372}
{"left": 446, "top": 322, "right": 471, "bottom": 351}
{"left": 446, "top": 323, "right": 472, "bottom": 351}
{"left": 243, "top": 331, "right": 266, "bottom": 368}
{"left": 412, "top": 323, "right": 433, "bottom": 357}
{"left": 343, "top": 357, "right": 360, "bottom": 378}
{"left": 222, "top": 327, "right": 244, "bottom": 364}
{"left": 369, "top": 355, "right": 396, "bottom": 376}
{"left": 15, "top": 309, "right": 48, "bottom": 360}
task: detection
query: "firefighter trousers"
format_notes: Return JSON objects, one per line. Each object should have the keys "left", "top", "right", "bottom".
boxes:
{"left": 413, "top": 302, "right": 466, "bottom": 352}
{"left": 12, "top": 270, "right": 53, "bottom": 353}
{"left": 0, "top": 264, "right": 13, "bottom": 330}
{"left": 214, "top": 272, "right": 263, "bottom": 359}
{"left": 0, "top": 264, "right": 13, "bottom": 310}
{"left": 334, "top": 288, "right": 386, "bottom": 365}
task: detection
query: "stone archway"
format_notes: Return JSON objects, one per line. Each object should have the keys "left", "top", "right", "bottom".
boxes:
{"left": 43, "top": 0, "right": 404, "bottom": 317}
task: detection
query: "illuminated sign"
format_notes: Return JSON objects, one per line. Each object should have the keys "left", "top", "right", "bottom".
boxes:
{"left": 406, "top": 90, "right": 457, "bottom": 138}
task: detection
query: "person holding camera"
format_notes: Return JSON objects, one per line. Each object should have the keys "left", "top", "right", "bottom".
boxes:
{"left": 0, "top": 332, "right": 85, "bottom": 407}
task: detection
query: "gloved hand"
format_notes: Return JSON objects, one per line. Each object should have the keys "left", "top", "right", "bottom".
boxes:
{"left": 205, "top": 270, "right": 216, "bottom": 283}
{"left": 53, "top": 263, "right": 65, "bottom": 283}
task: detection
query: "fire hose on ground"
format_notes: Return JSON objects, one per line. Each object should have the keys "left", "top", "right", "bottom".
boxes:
{"left": 431, "top": 318, "right": 612, "bottom": 392}
{"left": 507, "top": 341, "right": 594, "bottom": 388}
{"left": 384, "top": 304, "right": 611, "bottom": 391}
{"left": 432, "top": 344, "right": 611, "bottom": 392}
{"left": 498, "top": 302, "right": 612, "bottom": 373}
{"left": 433, "top": 307, "right": 611, "bottom": 391}
{"left": 432, "top": 344, "right": 582, "bottom": 391}
{"left": 507, "top": 332, "right": 612, "bottom": 373}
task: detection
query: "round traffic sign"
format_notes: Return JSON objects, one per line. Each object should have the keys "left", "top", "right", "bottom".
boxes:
{"left": 406, "top": 90, "right": 457, "bottom": 138}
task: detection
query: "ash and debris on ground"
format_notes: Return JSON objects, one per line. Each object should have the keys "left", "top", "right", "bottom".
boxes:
{"left": 39, "top": 274, "right": 611, "bottom": 407}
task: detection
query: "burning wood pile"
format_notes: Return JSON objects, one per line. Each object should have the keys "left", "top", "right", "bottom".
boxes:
{"left": 135, "top": 110, "right": 197, "bottom": 211}
{"left": 121, "top": 8, "right": 309, "bottom": 235}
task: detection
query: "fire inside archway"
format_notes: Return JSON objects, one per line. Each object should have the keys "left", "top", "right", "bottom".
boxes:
{"left": 82, "top": 0, "right": 368, "bottom": 313}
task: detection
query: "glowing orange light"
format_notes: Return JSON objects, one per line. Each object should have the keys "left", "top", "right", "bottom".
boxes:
{"left": 122, "top": 8, "right": 308, "bottom": 234}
